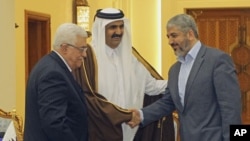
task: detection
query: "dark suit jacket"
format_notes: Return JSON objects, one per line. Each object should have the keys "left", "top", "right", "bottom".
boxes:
{"left": 24, "top": 51, "right": 88, "bottom": 141}
{"left": 142, "top": 44, "right": 242, "bottom": 141}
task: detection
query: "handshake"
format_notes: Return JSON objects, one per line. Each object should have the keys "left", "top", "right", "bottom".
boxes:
{"left": 127, "top": 109, "right": 142, "bottom": 128}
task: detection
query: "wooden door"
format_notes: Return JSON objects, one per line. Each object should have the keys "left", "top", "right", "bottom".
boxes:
{"left": 186, "top": 8, "right": 250, "bottom": 124}
{"left": 25, "top": 10, "right": 51, "bottom": 82}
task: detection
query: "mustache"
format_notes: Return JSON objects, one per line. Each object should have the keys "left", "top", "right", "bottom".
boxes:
{"left": 170, "top": 43, "right": 178, "bottom": 47}
{"left": 111, "top": 34, "right": 122, "bottom": 38}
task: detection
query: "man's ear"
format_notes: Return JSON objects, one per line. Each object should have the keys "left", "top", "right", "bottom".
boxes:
{"left": 188, "top": 29, "right": 195, "bottom": 40}
{"left": 59, "top": 44, "right": 68, "bottom": 54}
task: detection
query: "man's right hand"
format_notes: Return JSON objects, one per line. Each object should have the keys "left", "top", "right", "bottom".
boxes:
{"left": 127, "top": 109, "right": 141, "bottom": 128}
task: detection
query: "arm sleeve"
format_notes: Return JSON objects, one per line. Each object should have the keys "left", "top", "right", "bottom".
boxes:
{"left": 213, "top": 53, "right": 242, "bottom": 140}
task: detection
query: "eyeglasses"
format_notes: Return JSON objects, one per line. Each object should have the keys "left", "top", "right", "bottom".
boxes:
{"left": 65, "top": 43, "right": 88, "bottom": 52}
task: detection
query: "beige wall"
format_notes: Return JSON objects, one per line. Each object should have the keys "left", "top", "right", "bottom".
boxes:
{"left": 0, "top": 0, "right": 16, "bottom": 111}
{"left": 1, "top": 0, "right": 250, "bottom": 123}
{"left": 130, "top": 0, "right": 162, "bottom": 74}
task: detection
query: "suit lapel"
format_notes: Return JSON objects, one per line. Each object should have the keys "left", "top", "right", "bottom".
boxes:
{"left": 183, "top": 45, "right": 206, "bottom": 109}
{"left": 49, "top": 51, "right": 87, "bottom": 105}
{"left": 171, "top": 62, "right": 185, "bottom": 112}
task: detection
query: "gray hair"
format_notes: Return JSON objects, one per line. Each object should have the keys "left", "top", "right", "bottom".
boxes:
{"left": 167, "top": 14, "right": 199, "bottom": 38}
{"left": 53, "top": 23, "right": 88, "bottom": 49}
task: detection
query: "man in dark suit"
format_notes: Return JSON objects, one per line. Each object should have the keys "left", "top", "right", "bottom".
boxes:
{"left": 128, "top": 14, "right": 242, "bottom": 141}
{"left": 24, "top": 23, "right": 89, "bottom": 141}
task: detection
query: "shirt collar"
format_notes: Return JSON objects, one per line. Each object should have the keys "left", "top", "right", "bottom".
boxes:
{"left": 105, "top": 45, "right": 119, "bottom": 57}
{"left": 53, "top": 50, "right": 72, "bottom": 72}
{"left": 178, "top": 41, "right": 201, "bottom": 63}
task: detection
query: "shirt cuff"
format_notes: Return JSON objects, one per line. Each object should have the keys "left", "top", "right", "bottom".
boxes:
{"left": 139, "top": 109, "right": 144, "bottom": 123}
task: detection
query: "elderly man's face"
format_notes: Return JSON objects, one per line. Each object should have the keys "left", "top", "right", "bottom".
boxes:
{"left": 61, "top": 36, "right": 88, "bottom": 70}
{"left": 105, "top": 20, "right": 124, "bottom": 49}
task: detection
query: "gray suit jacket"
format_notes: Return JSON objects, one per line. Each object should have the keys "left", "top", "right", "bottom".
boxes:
{"left": 24, "top": 51, "right": 88, "bottom": 141}
{"left": 142, "top": 44, "right": 242, "bottom": 141}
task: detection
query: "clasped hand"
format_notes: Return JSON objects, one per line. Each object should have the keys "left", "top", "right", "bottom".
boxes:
{"left": 127, "top": 109, "right": 141, "bottom": 128}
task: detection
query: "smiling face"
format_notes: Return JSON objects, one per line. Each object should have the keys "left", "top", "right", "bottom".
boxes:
{"left": 166, "top": 26, "right": 194, "bottom": 57}
{"left": 105, "top": 20, "right": 124, "bottom": 49}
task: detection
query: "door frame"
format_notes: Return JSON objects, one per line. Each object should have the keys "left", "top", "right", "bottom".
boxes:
{"left": 24, "top": 10, "right": 51, "bottom": 83}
